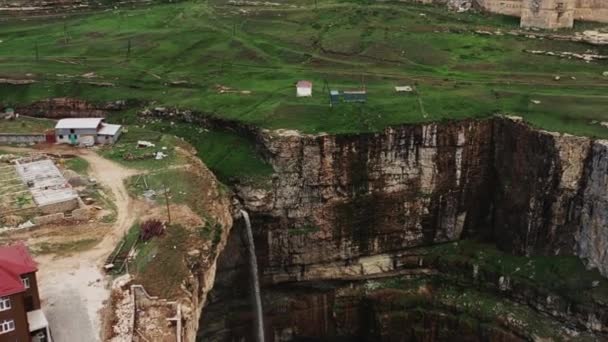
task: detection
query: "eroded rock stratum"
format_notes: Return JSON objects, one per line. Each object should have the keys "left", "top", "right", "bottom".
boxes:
{"left": 236, "top": 116, "right": 608, "bottom": 282}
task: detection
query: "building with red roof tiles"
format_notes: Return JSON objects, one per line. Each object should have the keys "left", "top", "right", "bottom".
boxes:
{"left": 0, "top": 243, "right": 51, "bottom": 342}
{"left": 296, "top": 80, "right": 313, "bottom": 97}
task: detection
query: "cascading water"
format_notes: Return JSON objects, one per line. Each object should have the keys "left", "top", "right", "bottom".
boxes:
{"left": 240, "top": 209, "right": 265, "bottom": 342}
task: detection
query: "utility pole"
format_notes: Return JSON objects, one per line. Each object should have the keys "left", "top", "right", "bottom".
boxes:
{"left": 63, "top": 21, "right": 68, "bottom": 44}
{"left": 126, "top": 38, "right": 132, "bottom": 60}
{"left": 163, "top": 184, "right": 171, "bottom": 224}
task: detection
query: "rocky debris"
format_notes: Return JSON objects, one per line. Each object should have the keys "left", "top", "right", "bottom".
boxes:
{"left": 137, "top": 140, "right": 155, "bottom": 148}
{"left": 395, "top": 85, "right": 414, "bottom": 92}
{"left": 17, "top": 220, "right": 35, "bottom": 229}
{"left": 603, "top": 71, "right": 608, "bottom": 77}
{"left": 1, "top": 214, "right": 23, "bottom": 226}
{"left": 227, "top": 0, "right": 294, "bottom": 7}
{"left": 473, "top": 28, "right": 608, "bottom": 46}
{"left": 524, "top": 49, "right": 608, "bottom": 62}
{"left": 0, "top": 78, "right": 36, "bottom": 85}
{"left": 169, "top": 80, "right": 192, "bottom": 86}
{"left": 84, "top": 81, "right": 114, "bottom": 87}
{"left": 447, "top": 0, "right": 471, "bottom": 12}
{"left": 143, "top": 189, "right": 156, "bottom": 200}
{"left": 12, "top": 97, "right": 107, "bottom": 118}
{"left": 0, "top": 154, "right": 19, "bottom": 163}
{"left": 122, "top": 152, "right": 154, "bottom": 161}
{"left": 579, "top": 30, "right": 608, "bottom": 45}
{"left": 109, "top": 290, "right": 134, "bottom": 342}
{"left": 63, "top": 169, "right": 86, "bottom": 186}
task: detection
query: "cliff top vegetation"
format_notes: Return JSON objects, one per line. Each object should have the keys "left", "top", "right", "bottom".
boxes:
{"left": 0, "top": 0, "right": 607, "bottom": 135}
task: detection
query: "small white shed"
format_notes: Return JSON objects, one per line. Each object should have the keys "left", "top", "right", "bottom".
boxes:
{"left": 296, "top": 80, "right": 312, "bottom": 97}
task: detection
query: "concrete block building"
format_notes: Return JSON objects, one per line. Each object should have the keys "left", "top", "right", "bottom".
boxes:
{"left": 0, "top": 243, "right": 51, "bottom": 342}
{"left": 55, "top": 118, "right": 122, "bottom": 146}
{"left": 14, "top": 158, "right": 80, "bottom": 215}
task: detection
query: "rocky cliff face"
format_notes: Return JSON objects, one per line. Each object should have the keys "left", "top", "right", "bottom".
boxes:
{"left": 492, "top": 118, "right": 591, "bottom": 256}
{"left": 235, "top": 116, "right": 608, "bottom": 283}
{"left": 240, "top": 119, "right": 495, "bottom": 283}
{"left": 577, "top": 141, "right": 608, "bottom": 277}
{"left": 3, "top": 97, "right": 125, "bottom": 118}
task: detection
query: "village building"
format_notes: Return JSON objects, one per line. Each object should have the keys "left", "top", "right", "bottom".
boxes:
{"left": 296, "top": 80, "right": 313, "bottom": 97}
{"left": 55, "top": 118, "right": 122, "bottom": 146}
{"left": 0, "top": 243, "right": 51, "bottom": 342}
{"left": 14, "top": 158, "right": 79, "bottom": 214}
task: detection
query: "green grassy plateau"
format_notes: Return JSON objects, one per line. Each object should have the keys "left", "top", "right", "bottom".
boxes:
{"left": 0, "top": 0, "right": 607, "bottom": 135}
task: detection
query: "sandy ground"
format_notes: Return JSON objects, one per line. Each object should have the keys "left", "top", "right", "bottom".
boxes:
{"left": 1, "top": 145, "right": 140, "bottom": 341}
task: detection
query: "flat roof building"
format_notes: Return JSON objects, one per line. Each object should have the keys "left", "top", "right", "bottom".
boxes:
{"left": 14, "top": 158, "right": 79, "bottom": 214}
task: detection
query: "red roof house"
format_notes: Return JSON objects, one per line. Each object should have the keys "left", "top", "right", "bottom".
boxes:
{"left": 296, "top": 80, "right": 313, "bottom": 97}
{"left": 0, "top": 243, "right": 50, "bottom": 342}
{"left": 0, "top": 243, "right": 37, "bottom": 297}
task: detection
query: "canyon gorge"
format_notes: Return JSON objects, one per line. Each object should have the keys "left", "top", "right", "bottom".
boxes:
{"left": 139, "top": 109, "right": 608, "bottom": 341}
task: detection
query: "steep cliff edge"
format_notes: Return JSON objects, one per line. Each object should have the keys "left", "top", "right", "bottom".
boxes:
{"left": 577, "top": 141, "right": 608, "bottom": 277}
{"left": 135, "top": 110, "right": 608, "bottom": 340}
{"left": 235, "top": 116, "right": 608, "bottom": 284}
{"left": 239, "top": 119, "right": 495, "bottom": 283}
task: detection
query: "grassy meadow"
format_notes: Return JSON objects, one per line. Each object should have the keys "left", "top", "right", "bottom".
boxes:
{"left": 0, "top": 0, "right": 607, "bottom": 137}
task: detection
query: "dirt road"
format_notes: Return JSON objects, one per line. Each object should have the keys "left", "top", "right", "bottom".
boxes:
{"left": 1, "top": 146, "right": 141, "bottom": 341}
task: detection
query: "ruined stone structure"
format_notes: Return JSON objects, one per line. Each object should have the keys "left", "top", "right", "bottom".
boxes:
{"left": 520, "top": 0, "right": 576, "bottom": 29}
{"left": 407, "top": 0, "right": 608, "bottom": 29}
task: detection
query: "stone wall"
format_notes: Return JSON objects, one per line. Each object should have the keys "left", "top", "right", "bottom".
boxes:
{"left": 476, "top": 0, "right": 523, "bottom": 16}
{"left": 39, "top": 197, "right": 79, "bottom": 214}
{"left": 32, "top": 213, "right": 64, "bottom": 225}
{"left": 575, "top": 0, "right": 608, "bottom": 22}
{"left": 0, "top": 133, "right": 46, "bottom": 144}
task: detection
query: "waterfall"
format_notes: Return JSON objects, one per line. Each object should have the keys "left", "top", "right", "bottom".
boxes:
{"left": 240, "top": 209, "right": 265, "bottom": 342}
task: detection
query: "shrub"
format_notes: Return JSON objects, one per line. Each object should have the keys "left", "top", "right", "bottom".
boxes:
{"left": 140, "top": 219, "right": 165, "bottom": 242}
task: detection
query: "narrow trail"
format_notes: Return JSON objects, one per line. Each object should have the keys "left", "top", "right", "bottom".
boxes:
{"left": 79, "top": 150, "right": 139, "bottom": 253}
{"left": 1, "top": 145, "right": 142, "bottom": 341}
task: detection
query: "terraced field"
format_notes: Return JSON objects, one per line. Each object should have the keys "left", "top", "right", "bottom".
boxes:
{"left": 0, "top": 0, "right": 607, "bottom": 136}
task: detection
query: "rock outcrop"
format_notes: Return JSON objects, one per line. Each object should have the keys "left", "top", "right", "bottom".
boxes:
{"left": 577, "top": 141, "right": 608, "bottom": 277}
{"left": 232, "top": 116, "right": 608, "bottom": 282}
{"left": 4, "top": 97, "right": 124, "bottom": 119}
{"left": 241, "top": 120, "right": 495, "bottom": 283}
{"left": 142, "top": 108, "right": 608, "bottom": 283}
